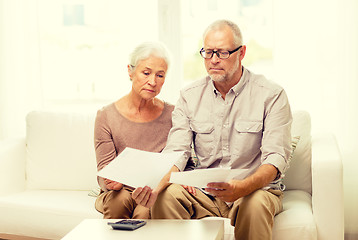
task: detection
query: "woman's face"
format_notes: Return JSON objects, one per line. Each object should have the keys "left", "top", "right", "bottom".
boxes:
{"left": 128, "top": 55, "right": 168, "bottom": 101}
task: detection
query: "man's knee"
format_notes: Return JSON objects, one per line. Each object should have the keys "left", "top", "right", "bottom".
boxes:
{"left": 241, "top": 190, "right": 269, "bottom": 209}
{"left": 236, "top": 190, "right": 278, "bottom": 222}
{"left": 155, "top": 184, "right": 184, "bottom": 203}
{"left": 151, "top": 184, "right": 189, "bottom": 219}
{"left": 231, "top": 190, "right": 280, "bottom": 239}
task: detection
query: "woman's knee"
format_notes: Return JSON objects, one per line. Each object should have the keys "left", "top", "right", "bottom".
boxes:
{"left": 102, "top": 189, "right": 134, "bottom": 218}
{"left": 105, "top": 190, "right": 132, "bottom": 207}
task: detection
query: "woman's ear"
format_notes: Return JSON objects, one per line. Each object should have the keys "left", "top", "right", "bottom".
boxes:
{"left": 127, "top": 64, "right": 133, "bottom": 81}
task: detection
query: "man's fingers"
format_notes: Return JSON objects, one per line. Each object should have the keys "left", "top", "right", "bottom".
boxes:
{"left": 207, "top": 182, "right": 227, "bottom": 189}
{"left": 205, "top": 187, "right": 225, "bottom": 197}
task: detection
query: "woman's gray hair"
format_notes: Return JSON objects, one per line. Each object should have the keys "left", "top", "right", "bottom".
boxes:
{"left": 203, "top": 19, "right": 243, "bottom": 46}
{"left": 129, "top": 41, "right": 171, "bottom": 71}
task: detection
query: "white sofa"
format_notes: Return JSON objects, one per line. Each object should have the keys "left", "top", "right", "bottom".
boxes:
{"left": 0, "top": 110, "right": 344, "bottom": 240}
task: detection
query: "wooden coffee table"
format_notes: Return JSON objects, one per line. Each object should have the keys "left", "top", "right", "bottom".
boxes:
{"left": 62, "top": 219, "right": 224, "bottom": 240}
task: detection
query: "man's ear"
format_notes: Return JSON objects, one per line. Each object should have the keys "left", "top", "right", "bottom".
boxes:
{"left": 239, "top": 45, "right": 246, "bottom": 61}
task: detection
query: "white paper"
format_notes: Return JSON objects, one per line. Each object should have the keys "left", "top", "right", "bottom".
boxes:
{"left": 169, "top": 168, "right": 250, "bottom": 188}
{"left": 97, "top": 148, "right": 184, "bottom": 188}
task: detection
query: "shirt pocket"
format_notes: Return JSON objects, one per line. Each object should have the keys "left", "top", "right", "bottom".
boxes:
{"left": 190, "top": 121, "right": 215, "bottom": 157}
{"left": 232, "top": 120, "right": 263, "bottom": 157}
{"left": 235, "top": 121, "right": 263, "bottom": 133}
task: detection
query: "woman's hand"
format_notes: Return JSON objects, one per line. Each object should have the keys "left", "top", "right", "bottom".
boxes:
{"left": 104, "top": 179, "right": 123, "bottom": 191}
{"left": 182, "top": 185, "right": 196, "bottom": 195}
{"left": 132, "top": 186, "right": 158, "bottom": 208}
{"left": 131, "top": 165, "right": 181, "bottom": 208}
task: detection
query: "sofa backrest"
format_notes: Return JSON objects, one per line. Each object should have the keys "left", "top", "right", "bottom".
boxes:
{"left": 283, "top": 111, "right": 312, "bottom": 194}
{"left": 25, "top": 110, "right": 312, "bottom": 193}
{"left": 26, "top": 111, "right": 98, "bottom": 190}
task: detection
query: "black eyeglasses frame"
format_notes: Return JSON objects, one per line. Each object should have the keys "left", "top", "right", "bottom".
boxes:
{"left": 199, "top": 45, "right": 242, "bottom": 59}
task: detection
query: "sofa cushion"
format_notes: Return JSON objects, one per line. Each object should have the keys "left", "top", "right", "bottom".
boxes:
{"left": 26, "top": 111, "right": 98, "bottom": 190}
{"left": 283, "top": 111, "right": 312, "bottom": 194}
{"left": 203, "top": 190, "right": 316, "bottom": 240}
{"left": 288, "top": 136, "right": 300, "bottom": 164}
{"left": 273, "top": 190, "right": 317, "bottom": 240}
{"left": 0, "top": 190, "right": 102, "bottom": 239}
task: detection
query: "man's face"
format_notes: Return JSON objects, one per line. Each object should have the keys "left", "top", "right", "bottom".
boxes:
{"left": 203, "top": 26, "right": 244, "bottom": 83}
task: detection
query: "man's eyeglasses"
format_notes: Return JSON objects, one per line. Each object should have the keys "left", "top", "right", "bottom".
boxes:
{"left": 199, "top": 46, "right": 242, "bottom": 59}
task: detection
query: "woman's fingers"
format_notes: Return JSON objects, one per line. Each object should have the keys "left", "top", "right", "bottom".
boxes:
{"left": 132, "top": 186, "right": 152, "bottom": 205}
{"left": 182, "top": 185, "right": 196, "bottom": 195}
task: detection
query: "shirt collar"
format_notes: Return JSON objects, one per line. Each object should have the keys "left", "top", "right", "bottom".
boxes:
{"left": 232, "top": 67, "right": 248, "bottom": 96}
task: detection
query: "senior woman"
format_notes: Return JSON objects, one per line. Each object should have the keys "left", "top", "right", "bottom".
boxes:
{"left": 94, "top": 41, "right": 174, "bottom": 219}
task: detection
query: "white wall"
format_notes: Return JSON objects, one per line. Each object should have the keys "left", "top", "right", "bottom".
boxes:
{"left": 157, "top": 0, "right": 182, "bottom": 104}
{"left": 0, "top": 0, "right": 3, "bottom": 137}
{"left": 0, "top": 0, "right": 42, "bottom": 139}
{"left": 1, "top": 0, "right": 358, "bottom": 237}
{"left": 273, "top": 0, "right": 358, "bottom": 238}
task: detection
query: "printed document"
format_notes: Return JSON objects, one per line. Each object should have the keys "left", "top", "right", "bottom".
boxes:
{"left": 97, "top": 147, "right": 184, "bottom": 188}
{"left": 170, "top": 168, "right": 250, "bottom": 188}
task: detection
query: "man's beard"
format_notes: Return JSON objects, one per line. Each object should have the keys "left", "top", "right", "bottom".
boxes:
{"left": 209, "top": 67, "right": 236, "bottom": 83}
{"left": 209, "top": 73, "right": 226, "bottom": 82}
{"left": 208, "top": 58, "right": 240, "bottom": 83}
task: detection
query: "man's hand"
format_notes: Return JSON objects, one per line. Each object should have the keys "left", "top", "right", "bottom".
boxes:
{"left": 205, "top": 179, "right": 244, "bottom": 202}
{"left": 132, "top": 186, "right": 158, "bottom": 208}
{"left": 104, "top": 179, "right": 123, "bottom": 191}
{"left": 205, "top": 164, "right": 279, "bottom": 202}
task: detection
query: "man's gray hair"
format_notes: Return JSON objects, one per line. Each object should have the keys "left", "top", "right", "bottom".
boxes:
{"left": 203, "top": 19, "right": 243, "bottom": 46}
{"left": 129, "top": 41, "right": 171, "bottom": 71}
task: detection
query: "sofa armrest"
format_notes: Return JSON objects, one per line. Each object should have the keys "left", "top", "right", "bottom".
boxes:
{"left": 311, "top": 134, "right": 344, "bottom": 240}
{"left": 0, "top": 138, "right": 26, "bottom": 196}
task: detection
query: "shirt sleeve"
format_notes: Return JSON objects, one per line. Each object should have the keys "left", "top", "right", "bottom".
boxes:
{"left": 261, "top": 89, "right": 292, "bottom": 179}
{"left": 94, "top": 109, "right": 117, "bottom": 191}
{"left": 162, "top": 91, "right": 193, "bottom": 171}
